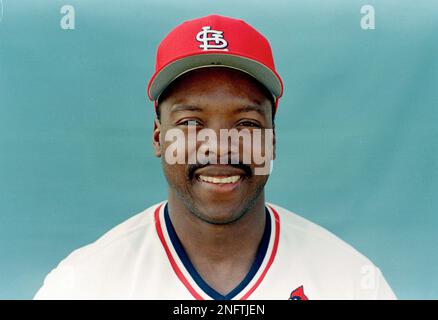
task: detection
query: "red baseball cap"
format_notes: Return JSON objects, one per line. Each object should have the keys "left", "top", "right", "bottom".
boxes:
{"left": 147, "top": 14, "right": 283, "bottom": 110}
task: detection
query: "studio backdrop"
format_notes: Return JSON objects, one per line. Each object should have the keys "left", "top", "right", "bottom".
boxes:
{"left": 0, "top": 0, "right": 437, "bottom": 299}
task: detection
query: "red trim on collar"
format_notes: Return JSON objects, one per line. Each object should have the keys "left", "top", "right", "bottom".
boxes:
{"left": 154, "top": 203, "right": 280, "bottom": 300}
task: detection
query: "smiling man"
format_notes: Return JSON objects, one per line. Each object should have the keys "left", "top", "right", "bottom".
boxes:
{"left": 35, "top": 14, "right": 396, "bottom": 300}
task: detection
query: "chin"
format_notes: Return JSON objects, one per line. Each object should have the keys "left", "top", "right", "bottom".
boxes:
{"left": 193, "top": 201, "right": 249, "bottom": 225}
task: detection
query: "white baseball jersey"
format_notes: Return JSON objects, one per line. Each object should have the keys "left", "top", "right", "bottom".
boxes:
{"left": 34, "top": 201, "right": 396, "bottom": 300}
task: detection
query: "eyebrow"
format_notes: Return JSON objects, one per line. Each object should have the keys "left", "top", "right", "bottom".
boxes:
{"left": 234, "top": 104, "right": 266, "bottom": 116}
{"left": 170, "top": 103, "right": 266, "bottom": 115}
{"left": 170, "top": 104, "right": 203, "bottom": 113}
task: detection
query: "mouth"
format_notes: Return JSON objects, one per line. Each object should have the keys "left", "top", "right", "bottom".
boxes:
{"left": 198, "top": 175, "right": 241, "bottom": 184}
{"left": 193, "top": 165, "right": 247, "bottom": 192}
{"left": 196, "top": 174, "right": 243, "bottom": 193}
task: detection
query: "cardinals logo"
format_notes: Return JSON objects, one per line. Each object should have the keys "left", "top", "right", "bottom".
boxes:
{"left": 196, "top": 26, "right": 229, "bottom": 51}
{"left": 289, "top": 286, "right": 309, "bottom": 300}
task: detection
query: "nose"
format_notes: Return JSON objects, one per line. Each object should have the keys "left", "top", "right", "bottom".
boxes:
{"left": 195, "top": 125, "right": 252, "bottom": 165}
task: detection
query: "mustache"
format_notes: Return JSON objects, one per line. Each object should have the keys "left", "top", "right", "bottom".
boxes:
{"left": 187, "top": 162, "right": 253, "bottom": 180}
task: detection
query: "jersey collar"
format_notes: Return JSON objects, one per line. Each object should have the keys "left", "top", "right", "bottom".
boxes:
{"left": 154, "top": 201, "right": 280, "bottom": 300}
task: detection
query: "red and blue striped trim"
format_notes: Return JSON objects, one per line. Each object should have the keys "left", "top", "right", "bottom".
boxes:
{"left": 154, "top": 202, "right": 280, "bottom": 300}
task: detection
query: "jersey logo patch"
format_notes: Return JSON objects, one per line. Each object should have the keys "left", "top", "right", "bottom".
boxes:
{"left": 196, "top": 26, "right": 229, "bottom": 51}
{"left": 289, "top": 286, "right": 309, "bottom": 300}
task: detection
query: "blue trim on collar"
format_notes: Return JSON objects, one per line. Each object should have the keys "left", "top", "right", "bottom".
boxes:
{"left": 163, "top": 203, "right": 271, "bottom": 300}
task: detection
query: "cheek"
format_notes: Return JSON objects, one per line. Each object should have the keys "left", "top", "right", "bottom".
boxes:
{"left": 162, "top": 161, "right": 188, "bottom": 188}
{"left": 160, "top": 128, "right": 198, "bottom": 165}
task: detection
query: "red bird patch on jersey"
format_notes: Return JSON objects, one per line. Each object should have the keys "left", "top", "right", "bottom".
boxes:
{"left": 289, "top": 286, "right": 309, "bottom": 300}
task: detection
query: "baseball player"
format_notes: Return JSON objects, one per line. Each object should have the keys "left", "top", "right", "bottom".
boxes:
{"left": 34, "top": 14, "right": 396, "bottom": 300}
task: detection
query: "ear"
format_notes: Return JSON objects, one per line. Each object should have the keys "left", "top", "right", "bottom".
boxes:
{"left": 272, "top": 125, "right": 276, "bottom": 161}
{"left": 152, "top": 118, "right": 162, "bottom": 158}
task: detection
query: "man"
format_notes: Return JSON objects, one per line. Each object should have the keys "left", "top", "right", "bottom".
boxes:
{"left": 35, "top": 14, "right": 396, "bottom": 300}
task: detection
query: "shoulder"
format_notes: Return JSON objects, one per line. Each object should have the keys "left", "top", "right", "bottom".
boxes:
{"left": 62, "top": 202, "right": 162, "bottom": 265}
{"left": 268, "top": 204, "right": 395, "bottom": 299}
{"left": 34, "top": 202, "right": 164, "bottom": 299}
{"left": 267, "top": 203, "right": 396, "bottom": 299}
{"left": 267, "top": 202, "right": 369, "bottom": 262}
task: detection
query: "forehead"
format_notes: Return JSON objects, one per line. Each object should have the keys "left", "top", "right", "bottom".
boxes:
{"left": 158, "top": 67, "right": 273, "bottom": 108}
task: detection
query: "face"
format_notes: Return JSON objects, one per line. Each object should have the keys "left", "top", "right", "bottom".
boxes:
{"left": 153, "top": 67, "right": 276, "bottom": 225}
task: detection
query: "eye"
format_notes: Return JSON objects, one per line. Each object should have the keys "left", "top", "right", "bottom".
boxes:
{"left": 237, "top": 120, "right": 262, "bottom": 128}
{"left": 177, "top": 119, "right": 203, "bottom": 127}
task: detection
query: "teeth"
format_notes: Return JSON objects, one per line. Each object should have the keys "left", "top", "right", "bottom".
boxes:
{"left": 199, "top": 175, "right": 241, "bottom": 184}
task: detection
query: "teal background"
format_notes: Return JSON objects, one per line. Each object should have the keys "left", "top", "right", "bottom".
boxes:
{"left": 1, "top": 0, "right": 437, "bottom": 299}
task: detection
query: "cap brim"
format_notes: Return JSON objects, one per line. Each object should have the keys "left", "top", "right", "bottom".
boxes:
{"left": 148, "top": 53, "right": 283, "bottom": 101}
